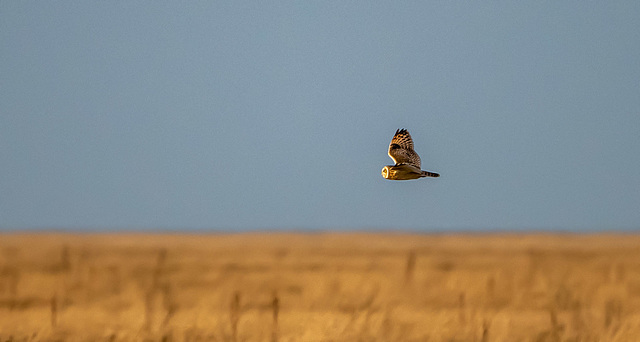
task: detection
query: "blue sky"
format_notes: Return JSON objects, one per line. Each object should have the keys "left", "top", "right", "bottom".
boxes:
{"left": 1, "top": 2, "right": 639, "bottom": 231}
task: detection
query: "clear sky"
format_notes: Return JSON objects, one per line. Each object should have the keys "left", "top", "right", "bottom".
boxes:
{"left": 2, "top": 2, "right": 639, "bottom": 231}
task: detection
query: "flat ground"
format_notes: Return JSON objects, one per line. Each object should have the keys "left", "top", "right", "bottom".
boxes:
{"left": 1, "top": 232, "right": 640, "bottom": 341}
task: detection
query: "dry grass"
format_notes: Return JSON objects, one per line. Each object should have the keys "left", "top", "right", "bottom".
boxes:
{"left": 1, "top": 232, "right": 640, "bottom": 341}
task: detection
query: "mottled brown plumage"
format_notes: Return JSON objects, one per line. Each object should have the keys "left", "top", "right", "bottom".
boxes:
{"left": 388, "top": 128, "right": 421, "bottom": 169}
{"left": 382, "top": 128, "right": 440, "bottom": 180}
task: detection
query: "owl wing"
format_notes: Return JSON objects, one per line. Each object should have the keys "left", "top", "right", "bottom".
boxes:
{"left": 388, "top": 128, "right": 421, "bottom": 168}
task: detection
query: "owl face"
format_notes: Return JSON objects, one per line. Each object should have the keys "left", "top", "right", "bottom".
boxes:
{"left": 381, "top": 166, "right": 392, "bottom": 179}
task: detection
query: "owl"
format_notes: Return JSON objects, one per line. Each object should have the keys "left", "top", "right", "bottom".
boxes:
{"left": 381, "top": 129, "right": 440, "bottom": 180}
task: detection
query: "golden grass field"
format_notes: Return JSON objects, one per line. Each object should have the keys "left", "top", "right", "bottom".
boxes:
{"left": 1, "top": 232, "right": 640, "bottom": 342}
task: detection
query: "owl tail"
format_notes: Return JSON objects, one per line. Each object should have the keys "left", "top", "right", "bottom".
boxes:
{"left": 421, "top": 171, "right": 440, "bottom": 178}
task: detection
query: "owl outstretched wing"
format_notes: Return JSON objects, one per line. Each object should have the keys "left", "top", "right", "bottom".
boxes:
{"left": 388, "top": 128, "right": 421, "bottom": 168}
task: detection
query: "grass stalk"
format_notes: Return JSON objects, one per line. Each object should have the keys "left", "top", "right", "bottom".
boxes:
{"left": 404, "top": 250, "right": 416, "bottom": 283}
{"left": 271, "top": 291, "right": 279, "bottom": 342}
{"left": 50, "top": 294, "right": 58, "bottom": 329}
{"left": 230, "top": 292, "right": 241, "bottom": 342}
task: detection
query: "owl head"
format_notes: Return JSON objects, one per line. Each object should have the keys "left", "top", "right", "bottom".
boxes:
{"left": 381, "top": 166, "right": 391, "bottom": 179}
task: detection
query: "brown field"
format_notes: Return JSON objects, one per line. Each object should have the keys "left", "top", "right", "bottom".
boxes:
{"left": 1, "top": 232, "right": 640, "bottom": 341}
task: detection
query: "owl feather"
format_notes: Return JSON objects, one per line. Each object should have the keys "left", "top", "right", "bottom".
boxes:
{"left": 388, "top": 128, "right": 421, "bottom": 168}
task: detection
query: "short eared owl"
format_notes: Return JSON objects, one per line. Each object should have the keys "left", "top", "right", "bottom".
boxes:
{"left": 381, "top": 129, "right": 440, "bottom": 180}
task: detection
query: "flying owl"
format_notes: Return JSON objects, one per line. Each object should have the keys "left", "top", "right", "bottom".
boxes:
{"left": 381, "top": 129, "right": 440, "bottom": 180}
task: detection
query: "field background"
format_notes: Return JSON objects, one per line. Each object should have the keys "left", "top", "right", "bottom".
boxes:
{"left": 1, "top": 232, "right": 640, "bottom": 341}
